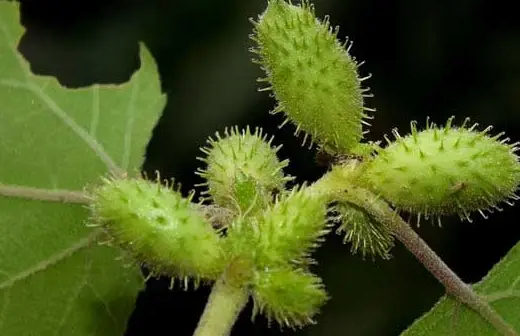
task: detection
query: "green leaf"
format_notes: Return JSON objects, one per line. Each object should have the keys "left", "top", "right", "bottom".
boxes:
{"left": 402, "top": 241, "right": 520, "bottom": 335}
{"left": 0, "top": 2, "right": 166, "bottom": 335}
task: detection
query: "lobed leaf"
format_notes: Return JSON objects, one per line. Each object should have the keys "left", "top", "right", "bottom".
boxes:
{"left": 0, "top": 2, "right": 166, "bottom": 335}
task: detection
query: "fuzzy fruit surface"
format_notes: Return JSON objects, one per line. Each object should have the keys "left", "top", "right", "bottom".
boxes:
{"left": 253, "top": 0, "right": 366, "bottom": 154}
{"left": 360, "top": 122, "right": 520, "bottom": 219}
{"left": 89, "top": 177, "right": 223, "bottom": 279}
{"left": 335, "top": 201, "right": 394, "bottom": 259}
{"left": 198, "top": 126, "right": 290, "bottom": 215}
{"left": 254, "top": 187, "right": 329, "bottom": 267}
{"left": 223, "top": 187, "right": 328, "bottom": 269}
{"left": 251, "top": 267, "right": 328, "bottom": 328}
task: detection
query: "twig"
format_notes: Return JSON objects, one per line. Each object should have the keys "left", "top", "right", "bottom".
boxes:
{"left": 307, "top": 167, "right": 518, "bottom": 336}
{"left": 344, "top": 186, "right": 519, "bottom": 336}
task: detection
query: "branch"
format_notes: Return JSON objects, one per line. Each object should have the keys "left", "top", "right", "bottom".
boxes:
{"left": 308, "top": 166, "right": 518, "bottom": 336}
{"left": 342, "top": 186, "right": 518, "bottom": 336}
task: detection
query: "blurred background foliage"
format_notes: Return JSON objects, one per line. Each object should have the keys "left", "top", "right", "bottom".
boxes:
{"left": 13, "top": 0, "right": 520, "bottom": 335}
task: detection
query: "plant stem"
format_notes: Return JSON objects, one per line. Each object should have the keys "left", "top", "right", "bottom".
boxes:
{"left": 193, "top": 276, "right": 249, "bottom": 336}
{"left": 308, "top": 165, "right": 518, "bottom": 336}
{"left": 342, "top": 187, "right": 518, "bottom": 336}
{"left": 0, "top": 184, "right": 89, "bottom": 204}
{"left": 393, "top": 220, "right": 518, "bottom": 336}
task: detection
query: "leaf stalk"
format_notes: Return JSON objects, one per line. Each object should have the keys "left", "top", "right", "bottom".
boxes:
{"left": 193, "top": 276, "right": 249, "bottom": 336}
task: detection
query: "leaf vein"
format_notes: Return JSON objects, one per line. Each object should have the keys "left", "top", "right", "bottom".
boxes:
{"left": 485, "top": 290, "right": 520, "bottom": 303}
{"left": 90, "top": 85, "right": 100, "bottom": 137}
{"left": 0, "top": 78, "right": 27, "bottom": 89}
{"left": 0, "top": 230, "right": 100, "bottom": 291}
{"left": 88, "top": 283, "right": 117, "bottom": 327}
{"left": 27, "top": 83, "right": 122, "bottom": 174}
{"left": 54, "top": 259, "right": 92, "bottom": 336}
{"left": 0, "top": 288, "right": 11, "bottom": 333}
{"left": 121, "top": 78, "right": 139, "bottom": 170}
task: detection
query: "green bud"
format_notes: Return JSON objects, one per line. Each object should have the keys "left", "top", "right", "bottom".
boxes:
{"left": 197, "top": 126, "right": 292, "bottom": 216}
{"left": 360, "top": 117, "right": 520, "bottom": 222}
{"left": 252, "top": 0, "right": 371, "bottom": 154}
{"left": 251, "top": 267, "right": 328, "bottom": 328}
{"left": 88, "top": 176, "right": 224, "bottom": 281}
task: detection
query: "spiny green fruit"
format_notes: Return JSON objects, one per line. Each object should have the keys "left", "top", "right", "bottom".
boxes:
{"left": 254, "top": 186, "right": 329, "bottom": 266}
{"left": 223, "top": 186, "right": 329, "bottom": 268}
{"left": 251, "top": 0, "right": 372, "bottom": 155}
{"left": 251, "top": 267, "right": 328, "bottom": 328}
{"left": 88, "top": 176, "right": 224, "bottom": 281}
{"left": 221, "top": 217, "right": 258, "bottom": 281}
{"left": 360, "top": 117, "right": 520, "bottom": 222}
{"left": 334, "top": 201, "right": 395, "bottom": 259}
{"left": 196, "top": 126, "right": 292, "bottom": 216}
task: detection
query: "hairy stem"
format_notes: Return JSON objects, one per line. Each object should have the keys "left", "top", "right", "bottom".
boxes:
{"left": 193, "top": 276, "right": 249, "bottom": 336}
{"left": 0, "top": 184, "right": 89, "bottom": 204}
{"left": 308, "top": 165, "right": 518, "bottom": 336}
{"left": 344, "top": 188, "right": 517, "bottom": 336}
{"left": 393, "top": 220, "right": 518, "bottom": 336}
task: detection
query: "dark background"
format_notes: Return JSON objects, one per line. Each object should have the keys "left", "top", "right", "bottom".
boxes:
{"left": 14, "top": 0, "right": 520, "bottom": 335}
